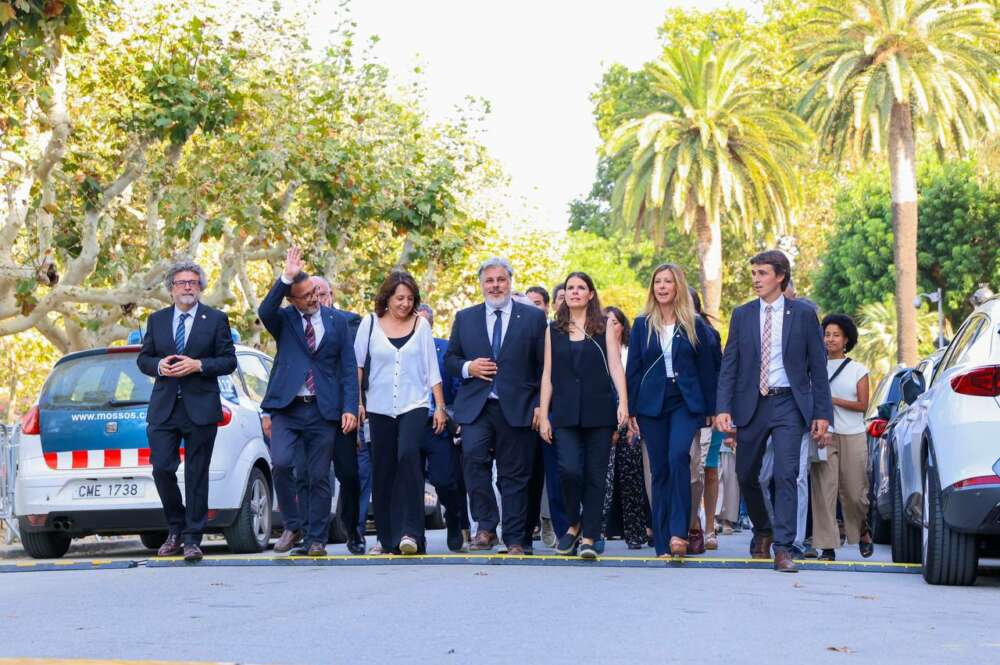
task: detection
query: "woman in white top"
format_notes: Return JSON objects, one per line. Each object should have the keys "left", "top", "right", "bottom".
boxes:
{"left": 356, "top": 271, "right": 446, "bottom": 555}
{"left": 810, "top": 313, "right": 872, "bottom": 560}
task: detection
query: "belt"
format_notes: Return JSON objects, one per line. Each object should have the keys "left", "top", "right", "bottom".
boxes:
{"left": 762, "top": 387, "right": 792, "bottom": 397}
{"left": 293, "top": 395, "right": 317, "bottom": 404}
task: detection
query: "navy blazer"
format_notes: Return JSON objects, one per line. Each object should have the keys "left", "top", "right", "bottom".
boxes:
{"left": 433, "top": 338, "right": 461, "bottom": 409}
{"left": 137, "top": 303, "right": 237, "bottom": 426}
{"left": 257, "top": 278, "right": 359, "bottom": 421}
{"left": 444, "top": 301, "right": 547, "bottom": 427}
{"left": 716, "top": 297, "right": 833, "bottom": 428}
{"left": 626, "top": 314, "right": 718, "bottom": 419}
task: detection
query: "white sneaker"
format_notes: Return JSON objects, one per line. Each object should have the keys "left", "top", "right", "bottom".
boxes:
{"left": 399, "top": 536, "right": 418, "bottom": 555}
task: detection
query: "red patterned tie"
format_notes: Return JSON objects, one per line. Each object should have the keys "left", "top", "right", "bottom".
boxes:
{"left": 304, "top": 315, "right": 317, "bottom": 394}
{"left": 760, "top": 304, "right": 772, "bottom": 396}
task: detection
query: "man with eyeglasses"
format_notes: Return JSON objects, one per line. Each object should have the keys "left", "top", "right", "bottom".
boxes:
{"left": 258, "top": 248, "right": 359, "bottom": 556}
{"left": 137, "top": 260, "right": 237, "bottom": 562}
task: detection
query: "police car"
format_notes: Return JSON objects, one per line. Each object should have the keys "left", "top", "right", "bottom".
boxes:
{"left": 14, "top": 333, "right": 277, "bottom": 559}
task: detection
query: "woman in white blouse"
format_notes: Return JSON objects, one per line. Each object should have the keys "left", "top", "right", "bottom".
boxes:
{"left": 356, "top": 271, "right": 447, "bottom": 555}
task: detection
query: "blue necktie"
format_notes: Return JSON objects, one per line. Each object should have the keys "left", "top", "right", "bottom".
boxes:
{"left": 175, "top": 312, "right": 189, "bottom": 354}
{"left": 491, "top": 309, "right": 503, "bottom": 360}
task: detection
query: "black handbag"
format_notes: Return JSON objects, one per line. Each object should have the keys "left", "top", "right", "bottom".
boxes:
{"left": 360, "top": 314, "right": 375, "bottom": 398}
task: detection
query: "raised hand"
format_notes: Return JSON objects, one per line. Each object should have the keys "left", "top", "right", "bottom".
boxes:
{"left": 283, "top": 246, "right": 304, "bottom": 280}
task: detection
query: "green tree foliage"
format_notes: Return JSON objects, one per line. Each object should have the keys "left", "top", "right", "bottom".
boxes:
{"left": 795, "top": 0, "right": 1000, "bottom": 365}
{"left": 813, "top": 161, "right": 1000, "bottom": 326}
{"left": 605, "top": 39, "right": 811, "bottom": 318}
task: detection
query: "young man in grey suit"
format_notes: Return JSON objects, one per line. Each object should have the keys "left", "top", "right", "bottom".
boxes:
{"left": 716, "top": 250, "right": 832, "bottom": 572}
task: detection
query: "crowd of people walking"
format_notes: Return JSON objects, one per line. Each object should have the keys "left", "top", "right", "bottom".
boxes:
{"left": 139, "top": 247, "right": 875, "bottom": 572}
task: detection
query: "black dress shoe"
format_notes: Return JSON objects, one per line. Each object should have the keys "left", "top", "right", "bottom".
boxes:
{"left": 818, "top": 549, "right": 836, "bottom": 561}
{"left": 447, "top": 526, "right": 465, "bottom": 553}
{"left": 347, "top": 535, "right": 366, "bottom": 556}
{"left": 183, "top": 544, "right": 203, "bottom": 562}
{"left": 306, "top": 542, "right": 327, "bottom": 557}
{"left": 289, "top": 546, "right": 310, "bottom": 556}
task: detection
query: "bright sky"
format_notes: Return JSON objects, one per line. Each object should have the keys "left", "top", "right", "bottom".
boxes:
{"left": 308, "top": 0, "right": 756, "bottom": 231}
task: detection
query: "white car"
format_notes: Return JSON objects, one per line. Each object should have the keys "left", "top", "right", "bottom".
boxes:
{"left": 893, "top": 296, "right": 1000, "bottom": 585}
{"left": 14, "top": 340, "right": 277, "bottom": 558}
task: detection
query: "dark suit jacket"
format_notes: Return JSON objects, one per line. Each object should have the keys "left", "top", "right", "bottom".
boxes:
{"left": 257, "top": 278, "right": 358, "bottom": 422}
{"left": 137, "top": 304, "right": 237, "bottom": 426}
{"left": 626, "top": 314, "right": 719, "bottom": 419}
{"left": 433, "top": 337, "right": 461, "bottom": 408}
{"left": 716, "top": 297, "right": 833, "bottom": 428}
{"left": 445, "top": 301, "right": 546, "bottom": 427}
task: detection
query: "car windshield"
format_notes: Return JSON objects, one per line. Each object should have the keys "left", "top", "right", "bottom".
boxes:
{"left": 39, "top": 352, "right": 153, "bottom": 409}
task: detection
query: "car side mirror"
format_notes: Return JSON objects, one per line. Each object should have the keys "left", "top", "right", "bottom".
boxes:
{"left": 900, "top": 369, "right": 926, "bottom": 405}
{"left": 876, "top": 402, "right": 894, "bottom": 421}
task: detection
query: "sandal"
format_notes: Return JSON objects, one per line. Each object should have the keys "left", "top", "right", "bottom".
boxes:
{"left": 705, "top": 532, "right": 718, "bottom": 550}
{"left": 859, "top": 528, "right": 874, "bottom": 559}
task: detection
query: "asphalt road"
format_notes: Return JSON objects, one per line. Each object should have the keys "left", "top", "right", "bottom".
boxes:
{"left": 2, "top": 531, "right": 998, "bottom": 665}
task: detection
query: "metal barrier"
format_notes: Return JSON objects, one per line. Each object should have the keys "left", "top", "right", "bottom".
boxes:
{"left": 0, "top": 423, "right": 19, "bottom": 543}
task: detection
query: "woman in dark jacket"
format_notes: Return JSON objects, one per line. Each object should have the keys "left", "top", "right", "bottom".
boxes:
{"left": 539, "top": 272, "right": 629, "bottom": 559}
{"left": 626, "top": 263, "right": 718, "bottom": 557}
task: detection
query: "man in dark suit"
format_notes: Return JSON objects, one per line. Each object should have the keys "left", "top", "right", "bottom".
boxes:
{"left": 137, "top": 261, "right": 238, "bottom": 562}
{"left": 259, "top": 247, "right": 359, "bottom": 556}
{"left": 716, "top": 250, "right": 832, "bottom": 572}
{"left": 445, "top": 257, "right": 547, "bottom": 554}
{"left": 417, "top": 304, "right": 470, "bottom": 552}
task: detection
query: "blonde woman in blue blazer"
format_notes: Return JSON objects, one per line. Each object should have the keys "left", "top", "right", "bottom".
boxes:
{"left": 626, "top": 264, "right": 717, "bottom": 557}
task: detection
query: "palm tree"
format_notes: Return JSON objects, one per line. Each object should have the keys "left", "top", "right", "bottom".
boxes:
{"left": 795, "top": 0, "right": 1000, "bottom": 365}
{"left": 605, "top": 39, "right": 811, "bottom": 319}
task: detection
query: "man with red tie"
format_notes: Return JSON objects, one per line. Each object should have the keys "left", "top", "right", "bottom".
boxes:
{"left": 259, "top": 248, "right": 359, "bottom": 556}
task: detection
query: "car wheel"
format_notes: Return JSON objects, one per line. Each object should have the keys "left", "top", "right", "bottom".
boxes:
{"left": 868, "top": 466, "right": 891, "bottom": 544}
{"left": 139, "top": 531, "right": 168, "bottom": 551}
{"left": 18, "top": 520, "right": 71, "bottom": 559}
{"left": 921, "top": 462, "right": 978, "bottom": 585}
{"left": 224, "top": 467, "right": 272, "bottom": 554}
{"left": 890, "top": 470, "right": 920, "bottom": 563}
{"left": 425, "top": 502, "right": 445, "bottom": 530}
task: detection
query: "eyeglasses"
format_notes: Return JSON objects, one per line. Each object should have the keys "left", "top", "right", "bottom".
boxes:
{"left": 172, "top": 279, "right": 201, "bottom": 288}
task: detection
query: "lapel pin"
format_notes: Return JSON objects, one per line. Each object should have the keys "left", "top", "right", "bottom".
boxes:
{"left": 201, "top": 314, "right": 207, "bottom": 319}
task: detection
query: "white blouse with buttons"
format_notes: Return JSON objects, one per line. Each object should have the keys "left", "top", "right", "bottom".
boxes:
{"left": 660, "top": 323, "right": 676, "bottom": 378}
{"left": 354, "top": 314, "right": 442, "bottom": 418}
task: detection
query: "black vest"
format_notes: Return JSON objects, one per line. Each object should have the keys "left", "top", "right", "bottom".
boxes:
{"left": 548, "top": 323, "right": 617, "bottom": 428}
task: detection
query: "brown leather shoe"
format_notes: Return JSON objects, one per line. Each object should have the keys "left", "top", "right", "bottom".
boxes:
{"left": 306, "top": 542, "right": 327, "bottom": 557}
{"left": 183, "top": 544, "right": 203, "bottom": 562}
{"left": 774, "top": 549, "right": 798, "bottom": 573}
{"left": 469, "top": 530, "right": 498, "bottom": 551}
{"left": 688, "top": 528, "right": 706, "bottom": 555}
{"left": 274, "top": 529, "right": 304, "bottom": 553}
{"left": 751, "top": 534, "right": 774, "bottom": 560}
{"left": 669, "top": 537, "right": 688, "bottom": 557}
{"left": 506, "top": 544, "right": 525, "bottom": 556}
{"left": 157, "top": 533, "right": 183, "bottom": 557}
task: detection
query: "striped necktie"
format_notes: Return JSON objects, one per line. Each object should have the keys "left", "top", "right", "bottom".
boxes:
{"left": 175, "top": 313, "right": 189, "bottom": 354}
{"left": 760, "top": 305, "right": 772, "bottom": 396}
{"left": 304, "top": 315, "right": 317, "bottom": 394}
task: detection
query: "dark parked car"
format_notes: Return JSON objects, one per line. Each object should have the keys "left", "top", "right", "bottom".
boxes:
{"left": 864, "top": 368, "right": 909, "bottom": 544}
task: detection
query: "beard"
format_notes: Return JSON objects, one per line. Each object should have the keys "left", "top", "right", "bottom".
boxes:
{"left": 484, "top": 293, "right": 510, "bottom": 310}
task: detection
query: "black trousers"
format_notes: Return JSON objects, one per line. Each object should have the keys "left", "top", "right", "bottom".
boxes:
{"left": 421, "top": 422, "right": 470, "bottom": 533}
{"left": 294, "top": 427, "right": 360, "bottom": 541}
{"left": 271, "top": 400, "right": 338, "bottom": 545}
{"left": 461, "top": 400, "right": 536, "bottom": 547}
{"left": 147, "top": 398, "right": 218, "bottom": 546}
{"left": 735, "top": 392, "right": 807, "bottom": 552}
{"left": 370, "top": 408, "right": 428, "bottom": 550}
{"left": 523, "top": 437, "right": 546, "bottom": 547}
{"left": 554, "top": 425, "right": 614, "bottom": 541}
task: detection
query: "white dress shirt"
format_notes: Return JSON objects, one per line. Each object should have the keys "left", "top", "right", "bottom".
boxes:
{"left": 355, "top": 315, "right": 441, "bottom": 417}
{"left": 462, "top": 298, "right": 513, "bottom": 399}
{"left": 660, "top": 323, "right": 676, "bottom": 378}
{"left": 159, "top": 303, "right": 199, "bottom": 376}
{"left": 759, "top": 295, "right": 790, "bottom": 389}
